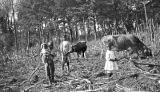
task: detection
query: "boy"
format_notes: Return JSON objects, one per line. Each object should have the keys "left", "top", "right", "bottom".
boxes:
{"left": 40, "top": 43, "right": 55, "bottom": 85}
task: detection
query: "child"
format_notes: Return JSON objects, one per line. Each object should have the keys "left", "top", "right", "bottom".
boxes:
{"left": 104, "top": 49, "right": 119, "bottom": 77}
{"left": 40, "top": 43, "right": 51, "bottom": 58}
{"left": 40, "top": 43, "right": 55, "bottom": 85}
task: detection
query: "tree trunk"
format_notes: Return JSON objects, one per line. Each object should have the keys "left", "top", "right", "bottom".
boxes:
{"left": 38, "top": 26, "right": 41, "bottom": 45}
{"left": 41, "top": 26, "right": 45, "bottom": 43}
{"left": 143, "top": 2, "right": 148, "bottom": 28}
{"left": 12, "top": 11, "right": 18, "bottom": 53}
{"left": 102, "top": 21, "right": 107, "bottom": 36}
{"left": 87, "top": 19, "right": 90, "bottom": 41}
{"left": 93, "top": 16, "right": 97, "bottom": 40}
{"left": 75, "top": 23, "right": 79, "bottom": 41}
{"left": 85, "top": 20, "right": 88, "bottom": 41}
{"left": 63, "top": 22, "right": 66, "bottom": 40}
{"left": 55, "top": 18, "right": 61, "bottom": 45}
{"left": 83, "top": 17, "right": 87, "bottom": 41}
{"left": 68, "top": 22, "right": 73, "bottom": 42}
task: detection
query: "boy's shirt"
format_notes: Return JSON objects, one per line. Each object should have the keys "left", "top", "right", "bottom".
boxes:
{"left": 40, "top": 48, "right": 57, "bottom": 64}
{"left": 40, "top": 49, "right": 51, "bottom": 63}
{"left": 40, "top": 49, "right": 51, "bottom": 56}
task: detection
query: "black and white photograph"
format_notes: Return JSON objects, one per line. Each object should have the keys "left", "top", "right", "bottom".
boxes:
{"left": 0, "top": 0, "right": 160, "bottom": 92}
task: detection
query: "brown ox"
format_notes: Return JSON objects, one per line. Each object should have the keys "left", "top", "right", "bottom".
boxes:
{"left": 101, "top": 34, "right": 152, "bottom": 58}
{"left": 59, "top": 41, "right": 71, "bottom": 74}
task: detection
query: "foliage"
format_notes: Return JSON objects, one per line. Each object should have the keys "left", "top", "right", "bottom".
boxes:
{"left": 1, "top": 0, "right": 160, "bottom": 91}
{"left": 0, "top": 0, "right": 160, "bottom": 58}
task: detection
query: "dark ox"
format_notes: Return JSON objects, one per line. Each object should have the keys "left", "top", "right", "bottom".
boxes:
{"left": 67, "top": 41, "right": 87, "bottom": 62}
{"left": 59, "top": 41, "right": 71, "bottom": 74}
{"left": 101, "top": 34, "right": 152, "bottom": 58}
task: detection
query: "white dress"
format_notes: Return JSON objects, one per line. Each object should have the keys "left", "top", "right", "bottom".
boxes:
{"left": 104, "top": 50, "right": 118, "bottom": 71}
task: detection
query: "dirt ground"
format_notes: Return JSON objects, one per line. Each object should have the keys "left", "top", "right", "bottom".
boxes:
{"left": 1, "top": 41, "right": 160, "bottom": 92}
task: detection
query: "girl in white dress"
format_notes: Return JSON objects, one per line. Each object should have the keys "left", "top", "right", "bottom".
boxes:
{"left": 104, "top": 49, "right": 119, "bottom": 77}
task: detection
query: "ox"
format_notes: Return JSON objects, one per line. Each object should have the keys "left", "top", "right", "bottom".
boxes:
{"left": 59, "top": 41, "right": 71, "bottom": 74}
{"left": 66, "top": 41, "right": 87, "bottom": 62}
{"left": 101, "top": 34, "right": 152, "bottom": 58}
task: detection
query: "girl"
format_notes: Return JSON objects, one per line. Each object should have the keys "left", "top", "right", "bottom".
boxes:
{"left": 104, "top": 49, "right": 119, "bottom": 77}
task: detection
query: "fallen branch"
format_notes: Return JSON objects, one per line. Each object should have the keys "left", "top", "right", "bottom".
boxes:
{"left": 91, "top": 78, "right": 118, "bottom": 86}
{"left": 129, "top": 60, "right": 160, "bottom": 81}
{"left": 144, "top": 72, "right": 160, "bottom": 77}
{"left": 118, "top": 73, "right": 141, "bottom": 81}
{"left": 116, "top": 84, "right": 133, "bottom": 91}
{"left": 17, "top": 65, "right": 43, "bottom": 86}
{"left": 28, "top": 65, "right": 42, "bottom": 80}
{"left": 141, "top": 74, "right": 160, "bottom": 80}
{"left": 70, "top": 85, "right": 109, "bottom": 92}
{"left": 24, "top": 79, "right": 44, "bottom": 92}
{"left": 132, "top": 62, "right": 146, "bottom": 72}
{"left": 130, "top": 60, "right": 149, "bottom": 72}
{"left": 139, "top": 72, "right": 160, "bottom": 81}
{"left": 19, "top": 53, "right": 44, "bottom": 86}
{"left": 132, "top": 61, "right": 160, "bottom": 67}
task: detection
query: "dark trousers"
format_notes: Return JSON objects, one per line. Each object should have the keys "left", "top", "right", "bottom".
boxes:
{"left": 44, "top": 59, "right": 55, "bottom": 83}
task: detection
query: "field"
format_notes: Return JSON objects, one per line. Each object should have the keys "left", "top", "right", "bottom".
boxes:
{"left": 1, "top": 40, "right": 160, "bottom": 92}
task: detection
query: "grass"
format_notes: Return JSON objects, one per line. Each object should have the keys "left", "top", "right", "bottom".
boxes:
{"left": 0, "top": 37, "right": 160, "bottom": 92}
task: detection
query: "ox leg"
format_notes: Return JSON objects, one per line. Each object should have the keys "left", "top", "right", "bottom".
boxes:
{"left": 67, "top": 58, "right": 70, "bottom": 73}
{"left": 62, "top": 62, "right": 65, "bottom": 75}
{"left": 82, "top": 52, "right": 87, "bottom": 61}
{"left": 68, "top": 54, "right": 71, "bottom": 63}
{"left": 83, "top": 52, "right": 88, "bottom": 61}
{"left": 81, "top": 52, "right": 83, "bottom": 58}
{"left": 61, "top": 54, "right": 65, "bottom": 75}
{"left": 77, "top": 53, "right": 80, "bottom": 62}
{"left": 100, "top": 49, "right": 104, "bottom": 59}
{"left": 82, "top": 52, "right": 84, "bottom": 58}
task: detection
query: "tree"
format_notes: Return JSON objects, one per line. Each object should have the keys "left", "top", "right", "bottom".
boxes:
{"left": 18, "top": 0, "right": 56, "bottom": 50}
{"left": 0, "top": 0, "right": 15, "bottom": 53}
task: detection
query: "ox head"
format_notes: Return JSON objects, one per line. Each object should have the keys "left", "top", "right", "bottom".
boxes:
{"left": 68, "top": 44, "right": 76, "bottom": 53}
{"left": 143, "top": 48, "right": 152, "bottom": 57}
{"left": 65, "top": 44, "right": 74, "bottom": 56}
{"left": 142, "top": 46, "right": 153, "bottom": 58}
